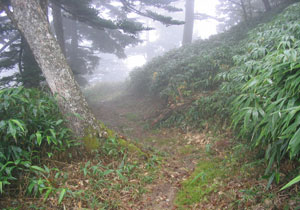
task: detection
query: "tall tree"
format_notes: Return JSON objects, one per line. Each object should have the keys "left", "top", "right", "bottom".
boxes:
{"left": 1, "top": 0, "right": 183, "bottom": 137}
{"left": 3, "top": 0, "right": 101, "bottom": 137}
{"left": 0, "top": 14, "right": 43, "bottom": 87}
{"left": 0, "top": 0, "right": 183, "bottom": 88}
{"left": 262, "top": 0, "right": 272, "bottom": 11}
{"left": 182, "top": 0, "right": 195, "bottom": 45}
{"left": 216, "top": 0, "right": 265, "bottom": 31}
{"left": 240, "top": 0, "right": 249, "bottom": 21}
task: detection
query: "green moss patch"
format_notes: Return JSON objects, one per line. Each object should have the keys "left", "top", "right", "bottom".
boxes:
{"left": 124, "top": 113, "right": 139, "bottom": 121}
{"left": 118, "top": 138, "right": 148, "bottom": 159}
{"left": 175, "top": 157, "right": 225, "bottom": 208}
{"left": 178, "top": 145, "right": 195, "bottom": 155}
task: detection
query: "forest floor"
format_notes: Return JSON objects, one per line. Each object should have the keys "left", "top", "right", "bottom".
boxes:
{"left": 89, "top": 89, "right": 299, "bottom": 210}
{"left": 1, "top": 86, "right": 298, "bottom": 209}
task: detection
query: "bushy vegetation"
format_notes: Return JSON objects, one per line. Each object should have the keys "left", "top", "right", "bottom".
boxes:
{"left": 221, "top": 3, "right": 300, "bottom": 182}
{"left": 129, "top": 3, "right": 284, "bottom": 100}
{"left": 130, "top": 2, "right": 300, "bottom": 186}
{"left": 0, "top": 87, "right": 160, "bottom": 208}
{"left": 83, "top": 82, "right": 126, "bottom": 105}
{"left": 129, "top": 33, "right": 236, "bottom": 100}
{"left": 0, "top": 87, "right": 75, "bottom": 195}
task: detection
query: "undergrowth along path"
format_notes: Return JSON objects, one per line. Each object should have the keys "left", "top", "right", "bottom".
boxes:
{"left": 90, "top": 93, "right": 298, "bottom": 209}
{"left": 91, "top": 94, "right": 198, "bottom": 209}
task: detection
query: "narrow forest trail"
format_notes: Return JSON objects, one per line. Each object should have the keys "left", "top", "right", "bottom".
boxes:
{"left": 88, "top": 91, "right": 296, "bottom": 209}
{"left": 89, "top": 94, "right": 231, "bottom": 209}
{"left": 90, "top": 94, "right": 197, "bottom": 209}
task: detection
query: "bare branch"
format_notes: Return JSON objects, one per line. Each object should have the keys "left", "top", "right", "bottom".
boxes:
{"left": 0, "top": 34, "right": 20, "bottom": 54}
{"left": 194, "top": 13, "right": 224, "bottom": 22}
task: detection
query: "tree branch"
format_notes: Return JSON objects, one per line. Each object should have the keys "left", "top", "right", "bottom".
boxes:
{"left": 0, "top": 34, "right": 20, "bottom": 54}
{"left": 194, "top": 13, "right": 224, "bottom": 22}
{"left": 120, "top": 0, "right": 184, "bottom": 26}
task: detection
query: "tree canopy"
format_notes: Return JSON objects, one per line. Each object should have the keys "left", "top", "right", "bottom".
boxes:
{"left": 0, "top": 0, "right": 183, "bottom": 87}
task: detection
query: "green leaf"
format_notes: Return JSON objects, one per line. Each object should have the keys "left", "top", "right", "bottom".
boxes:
{"left": 288, "top": 128, "right": 300, "bottom": 158}
{"left": 30, "top": 165, "right": 46, "bottom": 173}
{"left": 58, "top": 188, "right": 66, "bottom": 204}
{"left": 43, "top": 187, "right": 53, "bottom": 202}
{"left": 8, "top": 120, "right": 17, "bottom": 141}
{"left": 11, "top": 119, "right": 25, "bottom": 132}
{"left": 280, "top": 174, "right": 300, "bottom": 191}
{"left": 103, "top": 169, "right": 114, "bottom": 176}
{"left": 0, "top": 181, "right": 3, "bottom": 194}
{"left": 190, "top": 172, "right": 206, "bottom": 184}
{"left": 50, "top": 129, "right": 56, "bottom": 138}
{"left": 14, "top": 159, "right": 21, "bottom": 165}
{"left": 55, "top": 119, "right": 63, "bottom": 125}
{"left": 36, "top": 131, "right": 42, "bottom": 146}
{"left": 27, "top": 182, "right": 35, "bottom": 194}
{"left": 267, "top": 172, "right": 275, "bottom": 189}
{"left": 116, "top": 170, "right": 126, "bottom": 181}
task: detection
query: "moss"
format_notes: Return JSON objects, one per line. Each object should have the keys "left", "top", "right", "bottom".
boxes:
{"left": 179, "top": 145, "right": 194, "bottom": 155}
{"left": 117, "top": 138, "right": 148, "bottom": 159}
{"left": 124, "top": 113, "right": 139, "bottom": 121}
{"left": 175, "top": 158, "right": 225, "bottom": 209}
{"left": 83, "top": 127, "right": 100, "bottom": 151}
{"left": 82, "top": 121, "right": 149, "bottom": 159}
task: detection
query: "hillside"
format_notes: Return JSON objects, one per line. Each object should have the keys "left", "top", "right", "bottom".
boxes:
{"left": 126, "top": 1, "right": 300, "bottom": 208}
{"left": 1, "top": 1, "right": 300, "bottom": 209}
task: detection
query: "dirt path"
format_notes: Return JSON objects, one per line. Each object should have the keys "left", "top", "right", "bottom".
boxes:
{"left": 90, "top": 94, "right": 205, "bottom": 209}
{"left": 88, "top": 92, "right": 297, "bottom": 210}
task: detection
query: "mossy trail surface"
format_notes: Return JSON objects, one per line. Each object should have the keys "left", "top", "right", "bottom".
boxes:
{"left": 90, "top": 93, "right": 296, "bottom": 209}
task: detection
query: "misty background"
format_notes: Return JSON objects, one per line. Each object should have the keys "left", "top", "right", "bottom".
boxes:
{"left": 0, "top": 0, "right": 272, "bottom": 88}
{"left": 84, "top": 0, "right": 219, "bottom": 85}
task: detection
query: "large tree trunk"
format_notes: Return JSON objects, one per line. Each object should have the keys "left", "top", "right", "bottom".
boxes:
{"left": 52, "top": 0, "right": 66, "bottom": 56}
{"left": 6, "top": 0, "right": 101, "bottom": 138}
{"left": 182, "top": 0, "right": 195, "bottom": 46}
{"left": 262, "top": 0, "right": 271, "bottom": 11}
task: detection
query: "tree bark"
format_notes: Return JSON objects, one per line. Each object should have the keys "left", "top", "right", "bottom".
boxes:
{"left": 6, "top": 0, "right": 101, "bottom": 137}
{"left": 52, "top": 0, "right": 66, "bottom": 56}
{"left": 262, "top": 0, "right": 271, "bottom": 11}
{"left": 182, "top": 0, "right": 195, "bottom": 46}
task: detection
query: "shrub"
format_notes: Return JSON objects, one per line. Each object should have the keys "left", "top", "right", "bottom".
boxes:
{"left": 0, "top": 87, "right": 75, "bottom": 194}
{"left": 221, "top": 3, "right": 300, "bottom": 181}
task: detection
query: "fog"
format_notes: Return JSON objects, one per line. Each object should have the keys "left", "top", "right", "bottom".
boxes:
{"left": 0, "top": 0, "right": 220, "bottom": 88}
{"left": 85, "top": 0, "right": 220, "bottom": 85}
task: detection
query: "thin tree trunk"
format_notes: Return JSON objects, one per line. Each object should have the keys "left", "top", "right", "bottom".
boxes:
{"left": 247, "top": 0, "right": 253, "bottom": 19}
{"left": 262, "top": 0, "right": 272, "bottom": 11}
{"left": 52, "top": 0, "right": 66, "bottom": 56}
{"left": 240, "top": 0, "right": 249, "bottom": 22}
{"left": 6, "top": 0, "right": 101, "bottom": 138}
{"left": 18, "top": 37, "right": 24, "bottom": 77}
{"left": 182, "top": 0, "right": 195, "bottom": 45}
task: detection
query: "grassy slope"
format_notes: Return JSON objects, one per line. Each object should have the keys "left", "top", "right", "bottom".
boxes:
{"left": 128, "top": 1, "right": 300, "bottom": 209}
